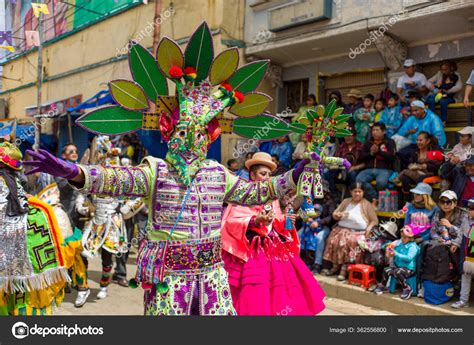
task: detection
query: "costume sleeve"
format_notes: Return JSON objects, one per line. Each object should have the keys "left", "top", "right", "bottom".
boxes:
{"left": 224, "top": 168, "right": 295, "bottom": 206}
{"left": 73, "top": 163, "right": 152, "bottom": 198}
{"left": 0, "top": 177, "right": 8, "bottom": 228}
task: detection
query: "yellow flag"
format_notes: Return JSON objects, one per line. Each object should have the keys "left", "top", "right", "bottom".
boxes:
{"left": 0, "top": 45, "right": 15, "bottom": 52}
{"left": 31, "top": 3, "right": 50, "bottom": 18}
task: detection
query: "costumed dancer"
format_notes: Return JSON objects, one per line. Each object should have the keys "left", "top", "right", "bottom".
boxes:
{"left": 221, "top": 152, "right": 326, "bottom": 315}
{"left": 0, "top": 142, "right": 70, "bottom": 315}
{"left": 36, "top": 182, "right": 89, "bottom": 308}
{"left": 24, "top": 22, "right": 315, "bottom": 315}
{"left": 75, "top": 136, "right": 129, "bottom": 300}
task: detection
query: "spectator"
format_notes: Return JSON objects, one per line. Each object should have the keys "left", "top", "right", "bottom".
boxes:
{"left": 426, "top": 61, "right": 462, "bottom": 125}
{"left": 373, "top": 225, "right": 419, "bottom": 300}
{"left": 344, "top": 89, "right": 363, "bottom": 116}
{"left": 356, "top": 123, "right": 397, "bottom": 202}
{"left": 291, "top": 95, "right": 317, "bottom": 146}
{"left": 396, "top": 59, "right": 428, "bottom": 104}
{"left": 464, "top": 69, "right": 474, "bottom": 107}
{"left": 380, "top": 94, "right": 403, "bottom": 138}
{"left": 429, "top": 190, "right": 465, "bottom": 253}
{"left": 446, "top": 127, "right": 473, "bottom": 164}
{"left": 227, "top": 159, "right": 240, "bottom": 173}
{"left": 451, "top": 197, "right": 474, "bottom": 309}
{"left": 400, "top": 91, "right": 422, "bottom": 120}
{"left": 396, "top": 100, "right": 446, "bottom": 169}
{"left": 353, "top": 94, "right": 375, "bottom": 143}
{"left": 258, "top": 140, "right": 272, "bottom": 154}
{"left": 393, "top": 132, "right": 443, "bottom": 201}
{"left": 329, "top": 90, "right": 346, "bottom": 108}
{"left": 374, "top": 98, "right": 385, "bottom": 123}
{"left": 440, "top": 156, "right": 474, "bottom": 205}
{"left": 324, "top": 127, "right": 364, "bottom": 195}
{"left": 292, "top": 94, "right": 318, "bottom": 123}
{"left": 235, "top": 152, "right": 254, "bottom": 180}
{"left": 323, "top": 182, "right": 378, "bottom": 281}
{"left": 270, "top": 154, "right": 288, "bottom": 176}
{"left": 403, "top": 182, "right": 439, "bottom": 242}
{"left": 292, "top": 134, "right": 308, "bottom": 163}
{"left": 270, "top": 136, "right": 293, "bottom": 168}
{"left": 120, "top": 136, "right": 134, "bottom": 160}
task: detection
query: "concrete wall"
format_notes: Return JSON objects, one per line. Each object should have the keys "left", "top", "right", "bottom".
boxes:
{"left": 1, "top": 0, "right": 245, "bottom": 118}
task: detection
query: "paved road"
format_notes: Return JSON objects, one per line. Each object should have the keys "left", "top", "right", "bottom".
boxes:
{"left": 57, "top": 251, "right": 394, "bottom": 316}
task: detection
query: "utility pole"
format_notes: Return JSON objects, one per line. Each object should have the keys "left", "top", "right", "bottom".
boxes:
{"left": 152, "top": 0, "right": 162, "bottom": 56}
{"left": 34, "top": 0, "right": 44, "bottom": 150}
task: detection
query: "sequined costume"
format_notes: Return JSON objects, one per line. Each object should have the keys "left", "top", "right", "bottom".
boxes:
{"left": 74, "top": 158, "right": 295, "bottom": 315}
{"left": 0, "top": 143, "right": 69, "bottom": 315}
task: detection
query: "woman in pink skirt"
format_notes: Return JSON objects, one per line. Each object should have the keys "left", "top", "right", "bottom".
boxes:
{"left": 221, "top": 152, "right": 326, "bottom": 315}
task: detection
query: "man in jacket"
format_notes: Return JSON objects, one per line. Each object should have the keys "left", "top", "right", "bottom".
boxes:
{"left": 356, "top": 122, "right": 397, "bottom": 202}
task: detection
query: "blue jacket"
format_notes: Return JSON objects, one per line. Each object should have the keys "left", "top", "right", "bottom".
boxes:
{"left": 396, "top": 109, "right": 446, "bottom": 146}
{"left": 270, "top": 142, "right": 294, "bottom": 168}
{"left": 380, "top": 105, "right": 403, "bottom": 138}
{"left": 394, "top": 241, "right": 419, "bottom": 271}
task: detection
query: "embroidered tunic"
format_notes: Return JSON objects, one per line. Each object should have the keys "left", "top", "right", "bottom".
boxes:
{"left": 74, "top": 157, "right": 295, "bottom": 315}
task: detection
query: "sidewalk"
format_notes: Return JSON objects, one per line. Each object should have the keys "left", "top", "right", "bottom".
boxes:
{"left": 316, "top": 274, "right": 474, "bottom": 316}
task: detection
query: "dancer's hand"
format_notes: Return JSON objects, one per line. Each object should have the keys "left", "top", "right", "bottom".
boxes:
{"left": 24, "top": 149, "right": 79, "bottom": 179}
{"left": 291, "top": 158, "right": 310, "bottom": 182}
{"left": 342, "top": 158, "right": 352, "bottom": 170}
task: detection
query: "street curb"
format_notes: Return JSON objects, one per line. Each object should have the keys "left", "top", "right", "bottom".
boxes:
{"left": 316, "top": 274, "right": 473, "bottom": 316}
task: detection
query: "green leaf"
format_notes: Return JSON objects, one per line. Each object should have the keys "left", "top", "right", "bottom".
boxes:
{"left": 332, "top": 107, "right": 343, "bottom": 118}
{"left": 129, "top": 42, "right": 168, "bottom": 101}
{"left": 335, "top": 129, "right": 353, "bottom": 138}
{"left": 76, "top": 106, "right": 142, "bottom": 135}
{"left": 335, "top": 114, "right": 352, "bottom": 124}
{"left": 157, "top": 37, "right": 184, "bottom": 78}
{"left": 209, "top": 48, "right": 239, "bottom": 85}
{"left": 229, "top": 93, "right": 271, "bottom": 117}
{"left": 289, "top": 122, "right": 307, "bottom": 134}
{"left": 184, "top": 22, "right": 213, "bottom": 83}
{"left": 306, "top": 109, "right": 316, "bottom": 123}
{"left": 316, "top": 105, "right": 325, "bottom": 117}
{"left": 109, "top": 80, "right": 148, "bottom": 110}
{"left": 324, "top": 99, "right": 337, "bottom": 117}
{"left": 233, "top": 114, "right": 296, "bottom": 140}
{"left": 228, "top": 60, "right": 269, "bottom": 93}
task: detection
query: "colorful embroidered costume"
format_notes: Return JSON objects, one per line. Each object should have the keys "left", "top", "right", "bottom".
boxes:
{"left": 0, "top": 142, "right": 69, "bottom": 315}
{"left": 24, "top": 22, "right": 321, "bottom": 315}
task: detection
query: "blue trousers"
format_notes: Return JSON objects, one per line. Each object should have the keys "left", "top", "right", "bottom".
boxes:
{"left": 426, "top": 93, "right": 455, "bottom": 122}
{"left": 356, "top": 168, "right": 392, "bottom": 201}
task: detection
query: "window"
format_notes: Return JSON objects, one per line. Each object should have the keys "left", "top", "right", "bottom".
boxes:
{"left": 284, "top": 79, "right": 309, "bottom": 112}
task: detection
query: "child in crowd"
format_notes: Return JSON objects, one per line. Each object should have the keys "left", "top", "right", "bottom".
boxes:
{"left": 353, "top": 94, "right": 375, "bottom": 143}
{"left": 451, "top": 197, "right": 474, "bottom": 308}
{"left": 403, "top": 183, "right": 439, "bottom": 242}
{"left": 400, "top": 91, "right": 421, "bottom": 120}
{"left": 227, "top": 158, "right": 240, "bottom": 172}
{"left": 380, "top": 94, "right": 403, "bottom": 138}
{"left": 374, "top": 225, "right": 420, "bottom": 300}
{"left": 374, "top": 99, "right": 385, "bottom": 123}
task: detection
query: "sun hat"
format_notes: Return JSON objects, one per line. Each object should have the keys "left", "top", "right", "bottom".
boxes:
{"left": 410, "top": 182, "right": 432, "bottom": 195}
{"left": 245, "top": 151, "right": 277, "bottom": 172}
{"left": 439, "top": 190, "right": 458, "bottom": 201}
{"left": 0, "top": 141, "right": 22, "bottom": 170}
{"left": 347, "top": 88, "right": 362, "bottom": 98}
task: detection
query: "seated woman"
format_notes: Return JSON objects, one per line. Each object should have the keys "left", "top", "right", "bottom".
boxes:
{"left": 403, "top": 182, "right": 439, "bottom": 243}
{"left": 427, "top": 190, "right": 466, "bottom": 276}
{"left": 221, "top": 152, "right": 325, "bottom": 315}
{"left": 323, "top": 182, "right": 379, "bottom": 281}
{"left": 393, "top": 131, "right": 443, "bottom": 202}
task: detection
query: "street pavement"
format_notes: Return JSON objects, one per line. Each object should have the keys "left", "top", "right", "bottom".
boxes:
{"left": 57, "top": 250, "right": 394, "bottom": 316}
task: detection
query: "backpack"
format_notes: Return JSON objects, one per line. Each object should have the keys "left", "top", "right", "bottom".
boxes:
{"left": 421, "top": 242, "right": 457, "bottom": 284}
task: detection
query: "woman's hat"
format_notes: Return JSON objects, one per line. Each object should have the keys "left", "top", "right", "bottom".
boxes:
{"left": 379, "top": 221, "right": 399, "bottom": 239}
{"left": 347, "top": 88, "right": 362, "bottom": 98}
{"left": 245, "top": 151, "right": 277, "bottom": 172}
{"left": 439, "top": 190, "right": 458, "bottom": 201}
{"left": 410, "top": 182, "right": 432, "bottom": 196}
{"left": 402, "top": 225, "right": 415, "bottom": 238}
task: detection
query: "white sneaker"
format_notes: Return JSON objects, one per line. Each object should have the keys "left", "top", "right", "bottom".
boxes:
{"left": 451, "top": 300, "right": 469, "bottom": 309}
{"left": 417, "top": 287, "right": 424, "bottom": 298}
{"left": 74, "top": 289, "right": 90, "bottom": 307}
{"left": 97, "top": 287, "right": 108, "bottom": 299}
